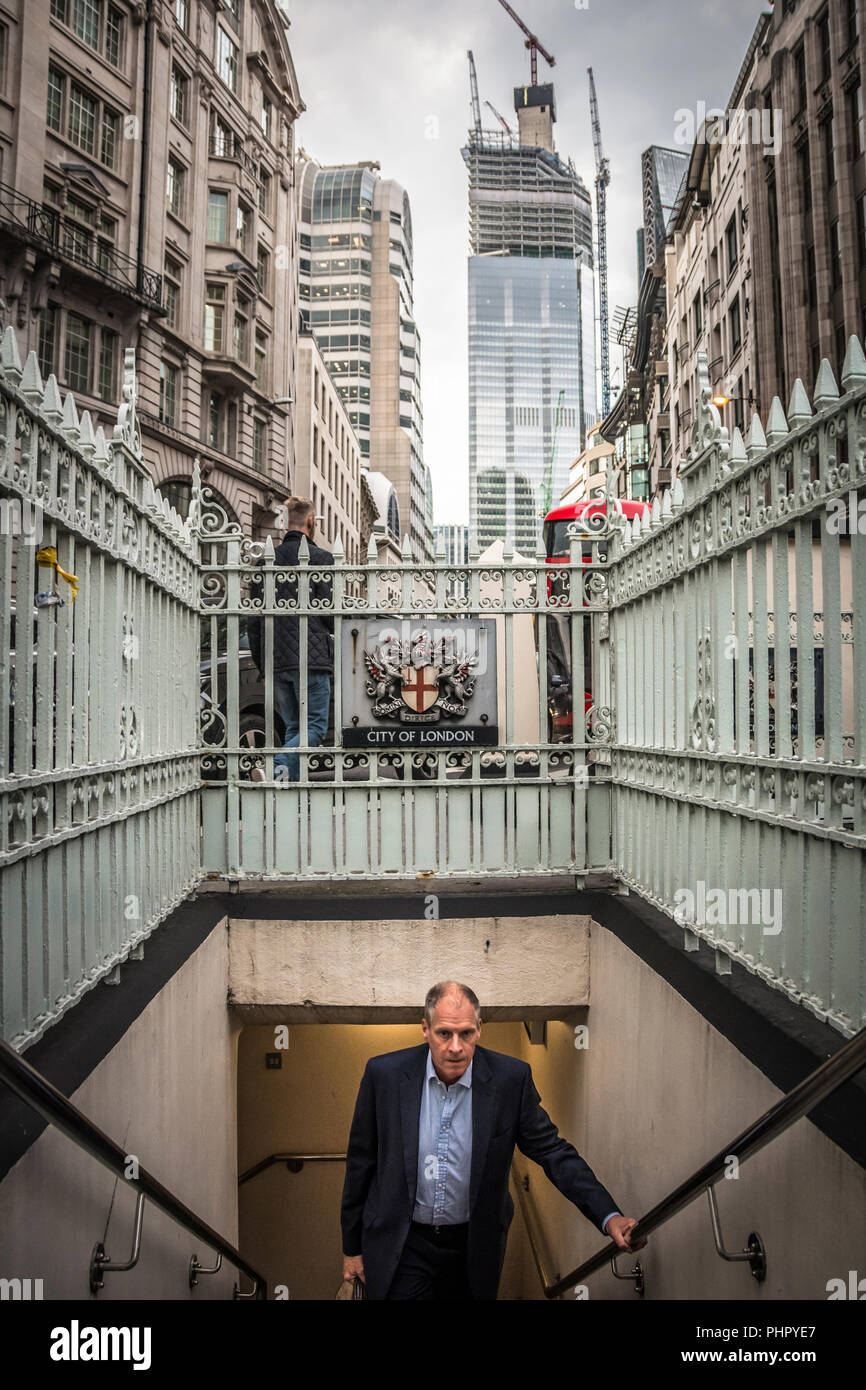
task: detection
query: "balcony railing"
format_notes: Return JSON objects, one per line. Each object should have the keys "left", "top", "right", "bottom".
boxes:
{"left": 0, "top": 180, "right": 163, "bottom": 311}
{"left": 208, "top": 135, "right": 259, "bottom": 180}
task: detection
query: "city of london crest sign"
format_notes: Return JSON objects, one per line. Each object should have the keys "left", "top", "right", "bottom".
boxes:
{"left": 364, "top": 632, "right": 479, "bottom": 724}
{"left": 341, "top": 619, "right": 498, "bottom": 747}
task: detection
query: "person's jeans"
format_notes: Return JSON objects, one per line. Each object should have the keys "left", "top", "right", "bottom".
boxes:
{"left": 273, "top": 670, "right": 331, "bottom": 783}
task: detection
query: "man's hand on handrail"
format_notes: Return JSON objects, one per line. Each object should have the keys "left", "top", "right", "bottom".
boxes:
{"left": 343, "top": 1253, "right": 365, "bottom": 1283}
{"left": 605, "top": 1215, "right": 647, "bottom": 1252}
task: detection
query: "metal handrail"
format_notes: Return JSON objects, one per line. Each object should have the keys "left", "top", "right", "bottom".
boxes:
{"left": 239, "top": 1151, "right": 347, "bottom": 1185}
{"left": 0, "top": 1037, "right": 267, "bottom": 1299}
{"left": 511, "top": 1164, "right": 558, "bottom": 1293}
{"left": 542, "top": 1023, "right": 866, "bottom": 1299}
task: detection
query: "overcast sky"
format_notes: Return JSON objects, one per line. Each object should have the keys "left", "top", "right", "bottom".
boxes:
{"left": 287, "top": 0, "right": 770, "bottom": 524}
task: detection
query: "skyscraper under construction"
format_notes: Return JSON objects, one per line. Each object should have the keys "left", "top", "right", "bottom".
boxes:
{"left": 463, "top": 84, "right": 596, "bottom": 553}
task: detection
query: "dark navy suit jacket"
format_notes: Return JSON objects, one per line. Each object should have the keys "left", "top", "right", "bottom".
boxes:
{"left": 340, "top": 1042, "right": 620, "bottom": 1300}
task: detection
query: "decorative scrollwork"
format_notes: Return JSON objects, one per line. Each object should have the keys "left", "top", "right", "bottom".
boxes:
{"left": 585, "top": 704, "right": 614, "bottom": 743}
{"left": 119, "top": 705, "right": 139, "bottom": 759}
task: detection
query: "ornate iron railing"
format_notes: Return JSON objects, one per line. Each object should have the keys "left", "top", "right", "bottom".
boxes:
{"left": 0, "top": 180, "right": 163, "bottom": 311}
{"left": 605, "top": 346, "right": 866, "bottom": 1036}
{"left": 0, "top": 328, "right": 199, "bottom": 1050}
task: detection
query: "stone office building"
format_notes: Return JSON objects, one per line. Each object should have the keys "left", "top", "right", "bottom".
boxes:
{"left": 745, "top": 0, "right": 865, "bottom": 408}
{"left": 0, "top": 0, "right": 303, "bottom": 538}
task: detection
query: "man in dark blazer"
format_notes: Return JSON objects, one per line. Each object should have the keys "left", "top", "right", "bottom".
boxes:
{"left": 340, "top": 980, "right": 644, "bottom": 1300}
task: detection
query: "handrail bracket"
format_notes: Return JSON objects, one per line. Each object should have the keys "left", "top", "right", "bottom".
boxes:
{"left": 707, "top": 1185, "right": 766, "bottom": 1283}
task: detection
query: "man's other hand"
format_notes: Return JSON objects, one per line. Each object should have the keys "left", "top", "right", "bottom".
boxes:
{"left": 605, "top": 1215, "right": 647, "bottom": 1252}
{"left": 343, "top": 1253, "right": 365, "bottom": 1283}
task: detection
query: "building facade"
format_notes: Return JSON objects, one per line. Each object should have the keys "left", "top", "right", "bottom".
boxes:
{"left": 463, "top": 84, "right": 596, "bottom": 554}
{"left": 293, "top": 334, "right": 362, "bottom": 562}
{"left": 0, "top": 0, "right": 304, "bottom": 538}
{"left": 745, "top": 0, "right": 865, "bottom": 409}
{"left": 666, "top": 17, "right": 770, "bottom": 465}
{"left": 433, "top": 522, "right": 469, "bottom": 564}
{"left": 296, "top": 157, "right": 429, "bottom": 560}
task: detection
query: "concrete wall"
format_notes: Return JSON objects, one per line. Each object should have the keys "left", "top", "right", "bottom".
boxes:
{"left": 0, "top": 924, "right": 239, "bottom": 1300}
{"left": 237, "top": 1020, "right": 530, "bottom": 1300}
{"left": 514, "top": 922, "right": 866, "bottom": 1300}
{"left": 228, "top": 915, "right": 590, "bottom": 1021}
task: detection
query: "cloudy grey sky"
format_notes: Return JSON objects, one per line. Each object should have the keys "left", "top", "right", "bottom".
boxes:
{"left": 287, "top": 0, "right": 769, "bottom": 523}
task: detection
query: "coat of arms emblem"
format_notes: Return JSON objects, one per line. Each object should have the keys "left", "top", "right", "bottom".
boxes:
{"left": 364, "top": 631, "right": 480, "bottom": 724}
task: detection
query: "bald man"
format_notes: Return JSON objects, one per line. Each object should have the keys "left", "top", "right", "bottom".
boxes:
{"left": 340, "top": 980, "right": 644, "bottom": 1300}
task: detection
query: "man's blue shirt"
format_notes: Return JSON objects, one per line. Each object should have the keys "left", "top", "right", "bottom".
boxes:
{"left": 412, "top": 1052, "right": 473, "bottom": 1224}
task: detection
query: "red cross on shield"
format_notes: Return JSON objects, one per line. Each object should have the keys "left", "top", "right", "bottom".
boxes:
{"left": 400, "top": 665, "right": 440, "bottom": 713}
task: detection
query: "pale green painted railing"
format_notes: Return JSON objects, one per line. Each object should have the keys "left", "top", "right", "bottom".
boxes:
{"left": 606, "top": 346, "right": 866, "bottom": 1037}
{"left": 196, "top": 497, "right": 613, "bottom": 883}
{"left": 0, "top": 329, "right": 200, "bottom": 1050}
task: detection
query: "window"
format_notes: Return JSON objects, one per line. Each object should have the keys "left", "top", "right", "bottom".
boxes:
{"left": 729, "top": 296, "right": 742, "bottom": 353}
{"left": 38, "top": 305, "right": 58, "bottom": 379}
{"left": 63, "top": 196, "right": 94, "bottom": 261}
{"left": 857, "top": 193, "right": 866, "bottom": 266}
{"left": 794, "top": 44, "right": 807, "bottom": 112}
{"left": 105, "top": 6, "right": 123, "bottom": 66}
{"left": 846, "top": 0, "right": 860, "bottom": 50}
{"left": 817, "top": 9, "right": 831, "bottom": 83}
{"left": 849, "top": 82, "right": 863, "bottom": 158}
{"left": 170, "top": 65, "right": 188, "bottom": 126}
{"left": 72, "top": 0, "right": 100, "bottom": 49}
{"left": 166, "top": 157, "right": 185, "bottom": 219}
{"left": 53, "top": 0, "right": 124, "bottom": 66}
{"left": 799, "top": 140, "right": 812, "bottom": 212}
{"left": 236, "top": 202, "right": 253, "bottom": 258}
{"left": 159, "top": 361, "right": 178, "bottom": 426}
{"left": 98, "top": 329, "right": 117, "bottom": 400}
{"left": 830, "top": 220, "right": 842, "bottom": 288}
{"left": 64, "top": 312, "right": 92, "bottom": 392}
{"left": 208, "top": 190, "right": 229, "bottom": 242}
{"left": 204, "top": 283, "right": 226, "bottom": 352}
{"left": 47, "top": 66, "right": 64, "bottom": 131}
{"left": 806, "top": 243, "right": 817, "bottom": 307}
{"left": 254, "top": 329, "right": 268, "bottom": 389}
{"left": 216, "top": 28, "right": 238, "bottom": 93}
{"left": 207, "top": 391, "right": 223, "bottom": 448}
{"left": 725, "top": 215, "right": 738, "bottom": 276}
{"left": 164, "top": 256, "right": 182, "bottom": 330}
{"left": 174, "top": 0, "right": 188, "bottom": 30}
{"left": 258, "top": 171, "right": 271, "bottom": 218}
{"left": 693, "top": 291, "right": 702, "bottom": 340}
{"left": 69, "top": 81, "right": 97, "bottom": 154}
{"left": 48, "top": 66, "right": 120, "bottom": 170}
{"left": 260, "top": 93, "right": 272, "bottom": 140}
{"left": 212, "top": 115, "right": 236, "bottom": 158}
{"left": 253, "top": 418, "right": 266, "bottom": 471}
{"left": 233, "top": 295, "right": 249, "bottom": 362}
{"left": 256, "top": 245, "right": 270, "bottom": 297}
{"left": 101, "top": 107, "right": 119, "bottom": 169}
{"left": 824, "top": 115, "right": 836, "bottom": 184}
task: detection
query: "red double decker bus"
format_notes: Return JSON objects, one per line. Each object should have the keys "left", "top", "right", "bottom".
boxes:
{"left": 539, "top": 497, "right": 650, "bottom": 741}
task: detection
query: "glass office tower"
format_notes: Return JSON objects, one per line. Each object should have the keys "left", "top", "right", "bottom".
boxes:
{"left": 463, "top": 85, "right": 596, "bottom": 553}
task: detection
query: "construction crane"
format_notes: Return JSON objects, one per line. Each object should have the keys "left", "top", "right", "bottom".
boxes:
{"left": 496, "top": 0, "right": 555, "bottom": 86}
{"left": 539, "top": 388, "right": 566, "bottom": 518}
{"left": 484, "top": 99, "right": 513, "bottom": 134}
{"left": 467, "top": 50, "right": 481, "bottom": 134}
{"left": 587, "top": 66, "right": 611, "bottom": 419}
